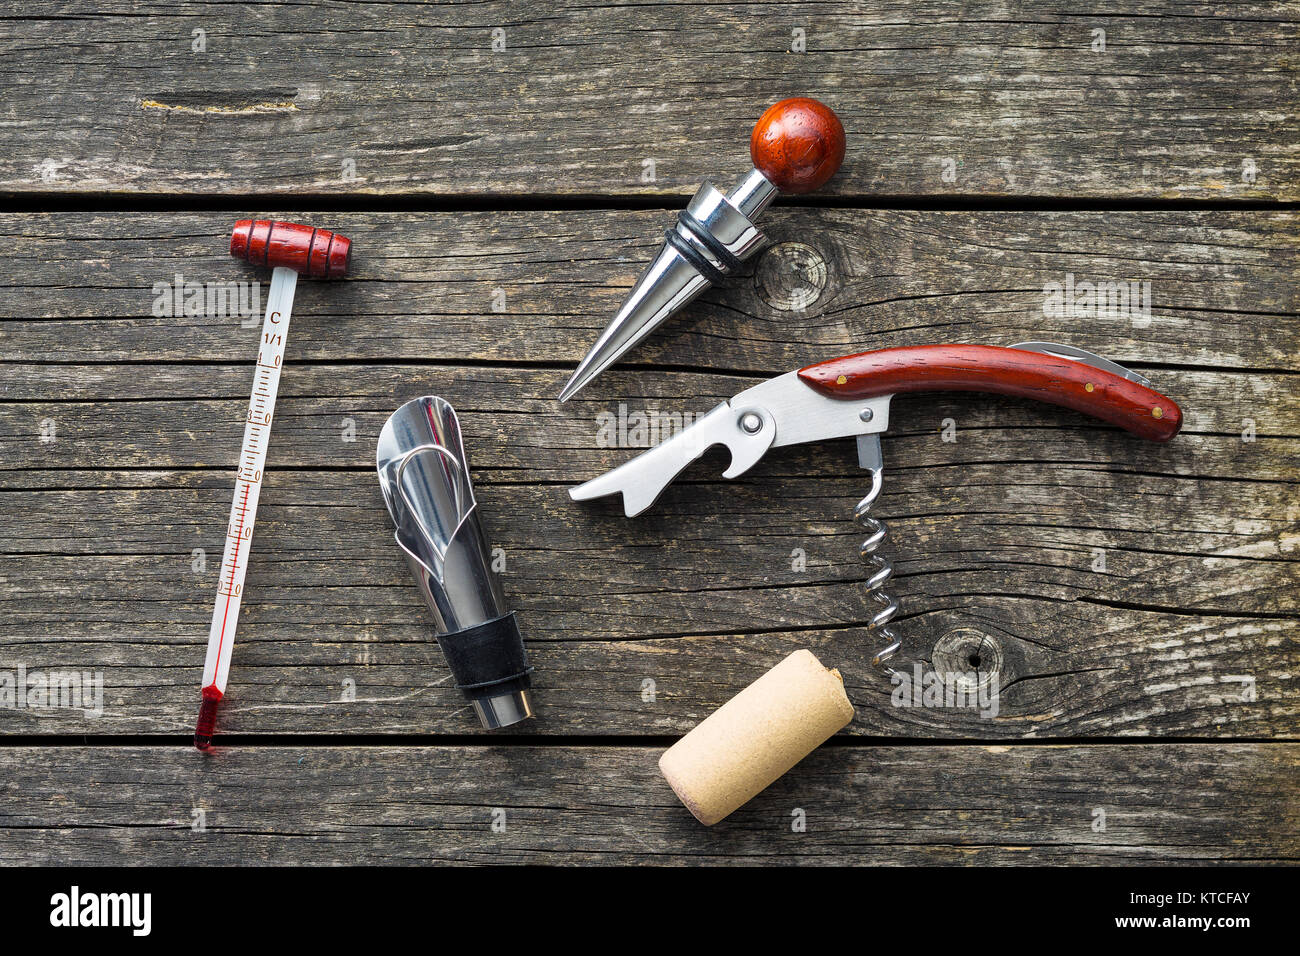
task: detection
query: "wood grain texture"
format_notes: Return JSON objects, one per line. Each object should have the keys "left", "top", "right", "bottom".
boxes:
{"left": 0, "top": 3, "right": 1295, "bottom": 199}
{"left": 2, "top": 3, "right": 1297, "bottom": 865}
{"left": 0, "top": 744, "right": 1294, "bottom": 865}
{"left": 1, "top": 209, "right": 1295, "bottom": 368}
{"left": 0, "top": 211, "right": 1295, "bottom": 739}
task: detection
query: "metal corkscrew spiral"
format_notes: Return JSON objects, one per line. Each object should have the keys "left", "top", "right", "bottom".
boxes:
{"left": 854, "top": 435, "right": 901, "bottom": 678}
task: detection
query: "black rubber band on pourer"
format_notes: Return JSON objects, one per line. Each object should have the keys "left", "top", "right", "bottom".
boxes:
{"left": 436, "top": 611, "right": 533, "bottom": 700}
{"left": 457, "top": 668, "right": 535, "bottom": 691}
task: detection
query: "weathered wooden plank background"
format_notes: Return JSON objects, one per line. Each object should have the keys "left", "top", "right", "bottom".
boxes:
{"left": 2, "top": 744, "right": 1295, "bottom": 864}
{"left": 1, "top": 2, "right": 1296, "bottom": 199}
{"left": 2, "top": 211, "right": 1297, "bottom": 741}
{"left": 0, "top": 1, "right": 1296, "bottom": 865}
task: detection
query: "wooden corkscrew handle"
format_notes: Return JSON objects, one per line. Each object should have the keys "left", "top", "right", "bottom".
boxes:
{"left": 798, "top": 344, "right": 1182, "bottom": 442}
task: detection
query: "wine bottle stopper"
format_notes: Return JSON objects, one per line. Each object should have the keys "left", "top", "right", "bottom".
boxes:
{"left": 559, "top": 98, "right": 846, "bottom": 402}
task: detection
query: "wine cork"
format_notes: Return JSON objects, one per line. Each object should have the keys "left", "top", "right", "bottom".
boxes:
{"left": 659, "top": 649, "right": 855, "bottom": 825}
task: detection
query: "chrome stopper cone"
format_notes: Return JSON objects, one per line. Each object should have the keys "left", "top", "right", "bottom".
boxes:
{"left": 558, "top": 171, "right": 776, "bottom": 402}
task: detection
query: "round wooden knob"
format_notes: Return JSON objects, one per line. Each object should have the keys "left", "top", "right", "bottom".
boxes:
{"left": 749, "top": 98, "right": 846, "bottom": 193}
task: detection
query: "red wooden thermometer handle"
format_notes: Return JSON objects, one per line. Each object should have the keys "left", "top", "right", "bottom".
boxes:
{"left": 230, "top": 220, "right": 351, "bottom": 279}
{"left": 798, "top": 344, "right": 1182, "bottom": 442}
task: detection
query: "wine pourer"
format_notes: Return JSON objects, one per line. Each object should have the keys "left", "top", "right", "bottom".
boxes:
{"left": 377, "top": 396, "right": 534, "bottom": 729}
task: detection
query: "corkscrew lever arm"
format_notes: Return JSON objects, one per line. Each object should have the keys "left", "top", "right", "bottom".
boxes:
{"left": 571, "top": 342, "right": 1182, "bottom": 677}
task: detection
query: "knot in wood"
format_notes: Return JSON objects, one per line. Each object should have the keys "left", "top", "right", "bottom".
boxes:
{"left": 930, "top": 627, "right": 1003, "bottom": 693}
{"left": 753, "top": 241, "right": 828, "bottom": 312}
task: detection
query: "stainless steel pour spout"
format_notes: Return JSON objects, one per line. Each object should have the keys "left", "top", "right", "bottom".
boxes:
{"left": 377, "top": 396, "right": 534, "bottom": 729}
{"left": 558, "top": 97, "right": 846, "bottom": 402}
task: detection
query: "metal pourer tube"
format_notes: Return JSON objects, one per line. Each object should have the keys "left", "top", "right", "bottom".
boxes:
{"left": 376, "top": 397, "right": 534, "bottom": 729}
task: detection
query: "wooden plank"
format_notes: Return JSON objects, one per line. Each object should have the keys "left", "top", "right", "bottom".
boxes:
{"left": 1, "top": 392, "right": 1293, "bottom": 739}
{"left": 0, "top": 465, "right": 1294, "bottom": 737}
{"left": 0, "top": 210, "right": 1295, "bottom": 737}
{"left": 0, "top": 3, "right": 1295, "bottom": 200}
{"left": 2, "top": 364, "right": 1297, "bottom": 473}
{"left": 0, "top": 743, "right": 1293, "bottom": 864}
{"left": 0, "top": 210, "right": 1295, "bottom": 368}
